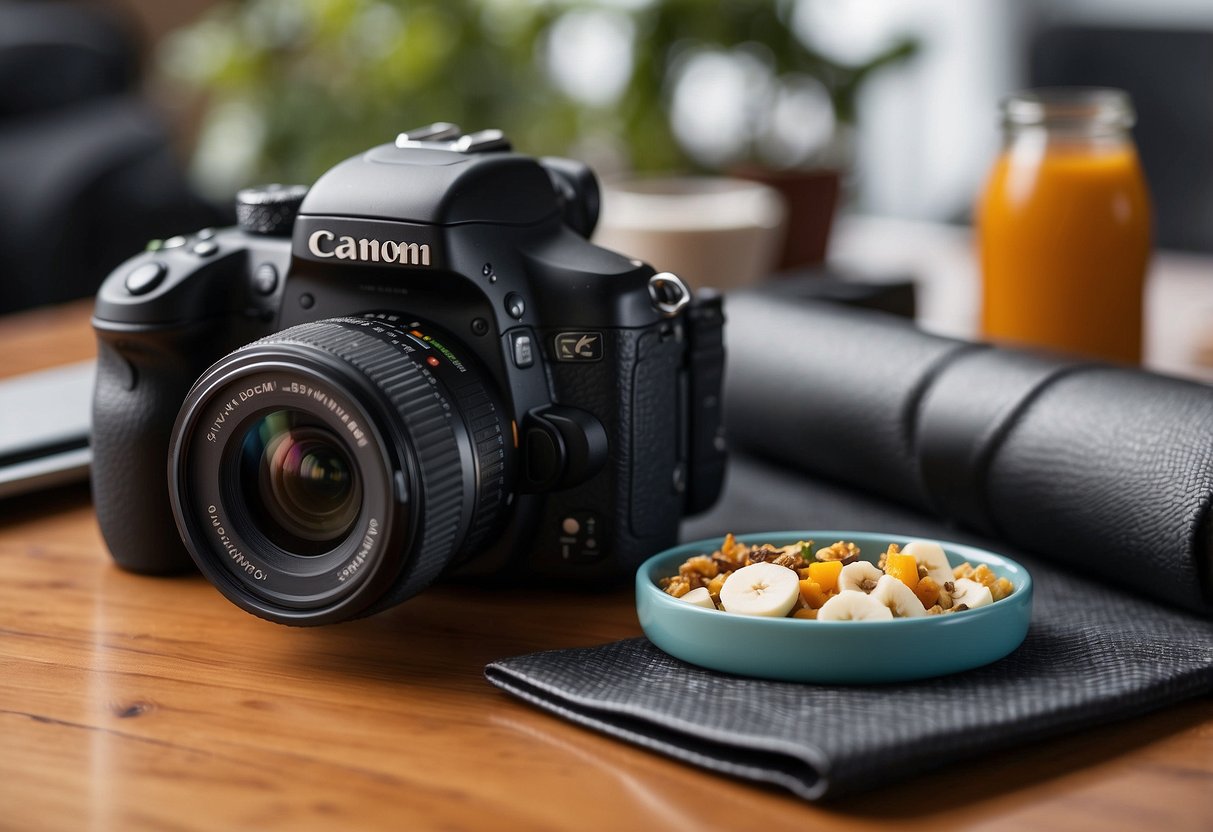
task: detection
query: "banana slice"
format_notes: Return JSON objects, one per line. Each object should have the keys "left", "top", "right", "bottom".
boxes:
{"left": 817, "top": 590, "right": 895, "bottom": 621}
{"left": 680, "top": 586, "right": 716, "bottom": 609}
{"left": 718, "top": 562, "right": 800, "bottom": 617}
{"left": 838, "top": 561, "right": 883, "bottom": 593}
{"left": 901, "top": 540, "right": 953, "bottom": 585}
{"left": 950, "top": 578, "right": 993, "bottom": 610}
{"left": 870, "top": 574, "right": 926, "bottom": 618}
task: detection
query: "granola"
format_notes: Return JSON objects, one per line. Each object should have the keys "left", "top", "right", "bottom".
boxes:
{"left": 661, "top": 536, "right": 1016, "bottom": 620}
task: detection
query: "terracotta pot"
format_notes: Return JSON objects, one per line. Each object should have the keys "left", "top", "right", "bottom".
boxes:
{"left": 592, "top": 176, "right": 787, "bottom": 292}
{"left": 732, "top": 166, "right": 841, "bottom": 269}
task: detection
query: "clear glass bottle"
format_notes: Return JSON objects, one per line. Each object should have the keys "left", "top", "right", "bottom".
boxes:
{"left": 978, "top": 88, "right": 1151, "bottom": 363}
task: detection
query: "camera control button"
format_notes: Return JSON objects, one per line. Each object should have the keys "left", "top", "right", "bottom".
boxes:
{"left": 557, "top": 512, "right": 605, "bottom": 562}
{"left": 504, "top": 293, "right": 526, "bottom": 320}
{"left": 124, "top": 261, "right": 167, "bottom": 296}
{"left": 162, "top": 235, "right": 187, "bottom": 249}
{"left": 195, "top": 227, "right": 216, "bottom": 241}
{"left": 509, "top": 330, "right": 535, "bottom": 368}
{"left": 192, "top": 240, "right": 219, "bottom": 257}
{"left": 252, "top": 263, "right": 279, "bottom": 295}
{"left": 236, "top": 184, "right": 308, "bottom": 236}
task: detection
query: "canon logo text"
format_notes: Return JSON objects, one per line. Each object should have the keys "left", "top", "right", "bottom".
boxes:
{"left": 307, "top": 229, "right": 431, "bottom": 266}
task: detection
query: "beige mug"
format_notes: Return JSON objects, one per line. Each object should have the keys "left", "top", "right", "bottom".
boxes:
{"left": 592, "top": 176, "right": 786, "bottom": 292}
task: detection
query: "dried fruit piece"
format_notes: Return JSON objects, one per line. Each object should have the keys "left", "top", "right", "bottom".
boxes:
{"left": 877, "top": 542, "right": 900, "bottom": 571}
{"left": 717, "top": 534, "right": 749, "bottom": 569}
{"left": 913, "top": 576, "right": 941, "bottom": 608}
{"left": 798, "top": 579, "right": 829, "bottom": 609}
{"left": 902, "top": 540, "right": 953, "bottom": 587}
{"left": 806, "top": 560, "right": 843, "bottom": 593}
{"left": 721, "top": 533, "right": 739, "bottom": 558}
{"left": 884, "top": 552, "right": 920, "bottom": 592}
{"left": 706, "top": 571, "right": 730, "bottom": 598}
{"left": 793, "top": 608, "right": 818, "bottom": 620}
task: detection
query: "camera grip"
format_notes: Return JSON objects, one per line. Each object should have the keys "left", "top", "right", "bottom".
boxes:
{"left": 92, "top": 329, "right": 212, "bottom": 573}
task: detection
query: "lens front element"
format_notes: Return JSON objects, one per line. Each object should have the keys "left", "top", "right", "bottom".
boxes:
{"left": 240, "top": 410, "right": 362, "bottom": 554}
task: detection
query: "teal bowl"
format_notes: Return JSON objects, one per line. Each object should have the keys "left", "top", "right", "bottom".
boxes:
{"left": 636, "top": 531, "right": 1033, "bottom": 684}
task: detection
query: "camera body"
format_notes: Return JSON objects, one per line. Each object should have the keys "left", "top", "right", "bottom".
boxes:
{"left": 91, "top": 126, "right": 725, "bottom": 624}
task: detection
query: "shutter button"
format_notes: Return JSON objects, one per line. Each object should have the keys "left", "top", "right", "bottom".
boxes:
{"left": 125, "top": 261, "right": 167, "bottom": 296}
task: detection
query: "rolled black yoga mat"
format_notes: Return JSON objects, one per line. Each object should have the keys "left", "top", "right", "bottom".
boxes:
{"left": 723, "top": 291, "right": 1213, "bottom": 615}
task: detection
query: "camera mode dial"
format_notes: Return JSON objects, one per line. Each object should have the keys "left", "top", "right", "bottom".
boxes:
{"left": 236, "top": 184, "right": 308, "bottom": 237}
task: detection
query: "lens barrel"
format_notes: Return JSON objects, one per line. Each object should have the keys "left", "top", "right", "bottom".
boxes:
{"left": 169, "top": 316, "right": 513, "bottom": 625}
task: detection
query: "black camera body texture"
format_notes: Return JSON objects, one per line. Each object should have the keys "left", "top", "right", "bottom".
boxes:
{"left": 91, "top": 127, "right": 726, "bottom": 625}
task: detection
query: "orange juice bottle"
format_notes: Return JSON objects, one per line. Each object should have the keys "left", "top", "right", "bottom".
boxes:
{"left": 978, "top": 88, "right": 1151, "bottom": 363}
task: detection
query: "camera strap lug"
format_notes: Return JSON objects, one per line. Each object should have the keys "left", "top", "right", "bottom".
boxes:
{"left": 648, "top": 272, "right": 692, "bottom": 318}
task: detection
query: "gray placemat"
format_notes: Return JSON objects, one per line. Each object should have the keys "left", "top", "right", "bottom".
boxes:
{"left": 486, "top": 456, "right": 1213, "bottom": 801}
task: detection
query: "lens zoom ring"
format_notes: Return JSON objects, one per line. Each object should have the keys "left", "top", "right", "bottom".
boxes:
{"left": 254, "top": 320, "right": 467, "bottom": 600}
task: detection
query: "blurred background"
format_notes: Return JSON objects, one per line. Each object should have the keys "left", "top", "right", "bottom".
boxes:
{"left": 1, "top": 0, "right": 1210, "bottom": 314}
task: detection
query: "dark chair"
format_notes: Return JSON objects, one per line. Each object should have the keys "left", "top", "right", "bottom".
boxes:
{"left": 0, "top": 1, "right": 223, "bottom": 314}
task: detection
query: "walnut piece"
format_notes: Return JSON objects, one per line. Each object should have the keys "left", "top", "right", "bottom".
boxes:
{"left": 747, "top": 544, "right": 784, "bottom": 564}
{"left": 953, "top": 562, "right": 1014, "bottom": 601}
{"left": 772, "top": 552, "right": 802, "bottom": 569}
{"left": 815, "top": 541, "right": 860, "bottom": 564}
{"left": 679, "top": 555, "right": 719, "bottom": 579}
{"left": 991, "top": 577, "right": 1015, "bottom": 602}
{"left": 661, "top": 575, "right": 692, "bottom": 598}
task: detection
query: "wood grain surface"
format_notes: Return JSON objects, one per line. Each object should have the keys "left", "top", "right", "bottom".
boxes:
{"left": 1, "top": 302, "right": 1210, "bottom": 831}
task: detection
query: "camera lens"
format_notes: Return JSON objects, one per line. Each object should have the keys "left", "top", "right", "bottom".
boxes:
{"left": 169, "top": 316, "right": 514, "bottom": 625}
{"left": 238, "top": 411, "right": 362, "bottom": 553}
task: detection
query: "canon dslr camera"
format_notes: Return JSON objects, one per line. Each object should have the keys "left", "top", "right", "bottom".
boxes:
{"left": 91, "top": 125, "right": 726, "bottom": 625}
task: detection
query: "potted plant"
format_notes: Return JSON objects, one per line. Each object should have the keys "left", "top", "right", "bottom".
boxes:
{"left": 160, "top": 0, "right": 914, "bottom": 266}
{"left": 592, "top": 0, "right": 917, "bottom": 267}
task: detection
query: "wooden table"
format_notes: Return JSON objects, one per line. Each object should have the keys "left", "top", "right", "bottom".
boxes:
{"left": 2, "top": 299, "right": 1211, "bottom": 832}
